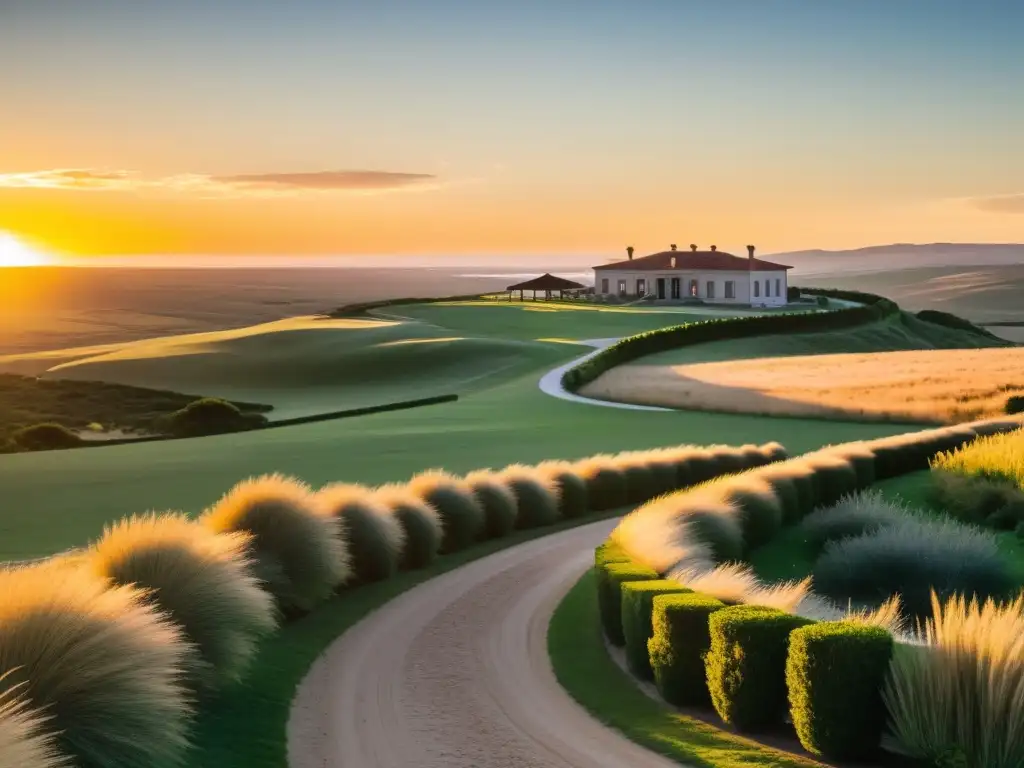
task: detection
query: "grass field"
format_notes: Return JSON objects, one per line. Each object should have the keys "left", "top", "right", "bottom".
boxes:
{"left": 580, "top": 312, "right": 1016, "bottom": 422}
{"left": 0, "top": 301, "right": 917, "bottom": 561}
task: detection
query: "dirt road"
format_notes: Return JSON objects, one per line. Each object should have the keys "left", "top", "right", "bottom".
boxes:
{"left": 288, "top": 518, "right": 681, "bottom": 768}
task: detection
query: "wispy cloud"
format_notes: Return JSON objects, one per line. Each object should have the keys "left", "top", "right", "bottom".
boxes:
{"left": 0, "top": 168, "right": 440, "bottom": 197}
{"left": 966, "top": 193, "right": 1024, "bottom": 214}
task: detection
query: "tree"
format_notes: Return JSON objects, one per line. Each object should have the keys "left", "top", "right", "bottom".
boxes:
{"left": 626, "top": 246, "right": 634, "bottom": 260}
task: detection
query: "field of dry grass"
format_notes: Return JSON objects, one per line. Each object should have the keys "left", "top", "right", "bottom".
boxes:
{"left": 582, "top": 347, "right": 1024, "bottom": 423}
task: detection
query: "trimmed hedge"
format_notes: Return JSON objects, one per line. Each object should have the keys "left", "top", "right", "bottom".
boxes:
{"left": 786, "top": 621, "right": 893, "bottom": 761}
{"left": 648, "top": 592, "right": 726, "bottom": 706}
{"left": 562, "top": 287, "right": 899, "bottom": 391}
{"left": 705, "top": 606, "right": 812, "bottom": 731}
{"left": 596, "top": 563, "right": 658, "bottom": 646}
{"left": 621, "top": 580, "right": 692, "bottom": 679}
{"left": 916, "top": 308, "right": 1003, "bottom": 340}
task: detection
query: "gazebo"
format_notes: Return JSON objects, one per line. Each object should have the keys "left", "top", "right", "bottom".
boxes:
{"left": 506, "top": 273, "right": 587, "bottom": 301}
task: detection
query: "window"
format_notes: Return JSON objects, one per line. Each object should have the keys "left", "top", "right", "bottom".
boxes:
{"left": 636, "top": 278, "right": 646, "bottom": 297}
{"left": 706, "top": 280, "right": 715, "bottom": 299}
{"left": 753, "top": 280, "right": 760, "bottom": 298}
{"left": 776, "top": 278, "right": 781, "bottom": 297}
{"left": 601, "top": 278, "right": 609, "bottom": 294}
{"left": 765, "top": 280, "right": 771, "bottom": 297}
{"left": 689, "top": 279, "right": 699, "bottom": 297}
{"left": 725, "top": 281, "right": 735, "bottom": 299}
{"left": 617, "top": 280, "right": 627, "bottom": 296}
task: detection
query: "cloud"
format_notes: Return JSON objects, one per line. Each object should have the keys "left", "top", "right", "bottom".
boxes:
{"left": 969, "top": 193, "right": 1024, "bottom": 214}
{"left": 0, "top": 168, "right": 440, "bottom": 197}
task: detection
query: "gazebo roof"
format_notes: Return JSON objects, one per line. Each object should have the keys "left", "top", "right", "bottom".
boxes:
{"left": 506, "top": 273, "right": 586, "bottom": 291}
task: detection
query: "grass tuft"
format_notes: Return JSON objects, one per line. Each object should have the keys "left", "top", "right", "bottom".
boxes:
{"left": 463, "top": 470, "right": 519, "bottom": 538}
{"left": 495, "top": 464, "right": 561, "bottom": 529}
{"left": 0, "top": 674, "right": 70, "bottom": 768}
{"left": 407, "top": 469, "right": 485, "bottom": 552}
{"left": 572, "top": 455, "right": 628, "bottom": 511}
{"left": 201, "top": 473, "right": 349, "bottom": 613}
{"left": 316, "top": 483, "right": 406, "bottom": 582}
{"left": 372, "top": 483, "right": 443, "bottom": 570}
{"left": 89, "top": 512, "right": 278, "bottom": 690}
{"left": 535, "top": 460, "right": 589, "bottom": 518}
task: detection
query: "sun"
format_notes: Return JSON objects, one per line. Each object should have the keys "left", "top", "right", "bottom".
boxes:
{"left": 0, "top": 233, "right": 53, "bottom": 267}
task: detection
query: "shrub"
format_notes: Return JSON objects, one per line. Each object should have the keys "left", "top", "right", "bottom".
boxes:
{"left": 685, "top": 449, "right": 735, "bottom": 484}
{"left": 757, "top": 462, "right": 818, "bottom": 521}
{"left": 596, "top": 563, "right": 658, "bottom": 646}
{"left": 407, "top": 470, "right": 485, "bottom": 551}
{"left": 12, "top": 423, "right": 82, "bottom": 452}
{"left": 648, "top": 592, "right": 726, "bottom": 706}
{"left": 595, "top": 540, "right": 631, "bottom": 568}
{"left": 614, "top": 456, "right": 660, "bottom": 505}
{"left": 916, "top": 308, "right": 1002, "bottom": 339}
{"left": 718, "top": 474, "right": 783, "bottom": 550}
{"left": 572, "top": 455, "right": 628, "bottom": 510}
{"left": 800, "top": 489, "right": 913, "bottom": 551}
{"left": 706, "top": 606, "right": 813, "bottom": 731}
{"left": 883, "top": 593, "right": 1024, "bottom": 768}
{"left": 201, "top": 473, "right": 349, "bottom": 613}
{"left": 639, "top": 450, "right": 686, "bottom": 495}
{"left": 787, "top": 286, "right": 801, "bottom": 301}
{"left": 317, "top": 483, "right": 406, "bottom": 582}
{"left": 610, "top": 493, "right": 718, "bottom": 574}
{"left": 931, "top": 470, "right": 1024, "bottom": 528}
{"left": 496, "top": 464, "right": 561, "bottom": 529}
{"left": 89, "top": 512, "right": 278, "bottom": 690}
{"left": 786, "top": 621, "right": 893, "bottom": 760}
{"left": 932, "top": 428, "right": 1024, "bottom": 489}
{"left": 0, "top": 676, "right": 69, "bottom": 768}
{"left": 1008, "top": 395, "right": 1024, "bottom": 415}
{"left": 812, "top": 515, "right": 1015, "bottom": 619}
{"left": 821, "top": 443, "right": 877, "bottom": 488}
{"left": 621, "top": 580, "right": 692, "bottom": 679}
{"left": 802, "top": 453, "right": 858, "bottom": 506}
{"left": 463, "top": 470, "right": 519, "bottom": 538}
{"left": 535, "top": 461, "right": 588, "bottom": 518}
{"left": 0, "top": 564, "right": 193, "bottom": 768}
{"left": 815, "top": 295, "right": 829, "bottom": 308}
{"left": 679, "top": 499, "right": 745, "bottom": 563}
{"left": 157, "top": 398, "right": 267, "bottom": 437}
{"left": 758, "top": 441, "right": 789, "bottom": 464}
{"left": 373, "top": 484, "right": 442, "bottom": 569}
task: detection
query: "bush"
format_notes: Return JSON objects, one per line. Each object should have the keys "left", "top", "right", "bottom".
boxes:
{"left": 0, "top": 675, "right": 69, "bottom": 768}
{"left": 787, "top": 286, "right": 801, "bottom": 301}
{"left": 615, "top": 457, "right": 660, "bottom": 505}
{"left": 1008, "top": 395, "right": 1024, "bottom": 415}
{"left": 372, "top": 484, "right": 442, "bottom": 569}
{"left": 463, "top": 470, "right": 519, "bottom": 538}
{"left": 800, "top": 489, "right": 912, "bottom": 551}
{"left": 931, "top": 471, "right": 1024, "bottom": 528}
{"left": 201, "top": 473, "right": 349, "bottom": 613}
{"left": 706, "top": 606, "right": 813, "bottom": 731}
{"left": 802, "top": 453, "right": 859, "bottom": 506}
{"left": 407, "top": 470, "right": 485, "bottom": 551}
{"left": 812, "top": 515, "right": 1015, "bottom": 619}
{"left": 786, "top": 621, "right": 893, "bottom": 760}
{"left": 0, "top": 564, "right": 193, "bottom": 768}
{"left": 718, "top": 475, "right": 783, "bottom": 550}
{"left": 932, "top": 428, "right": 1024, "bottom": 489}
{"left": 821, "top": 443, "right": 876, "bottom": 489}
{"left": 679, "top": 498, "right": 745, "bottom": 563}
{"left": 496, "top": 464, "right": 561, "bottom": 529}
{"left": 757, "top": 462, "right": 818, "bottom": 521}
{"left": 535, "top": 460, "right": 589, "bottom": 518}
{"left": 916, "top": 308, "right": 1002, "bottom": 339}
{"left": 648, "top": 592, "right": 726, "bottom": 706}
{"left": 572, "top": 455, "right": 628, "bottom": 510}
{"left": 596, "top": 562, "right": 658, "bottom": 646}
{"left": 594, "top": 540, "right": 631, "bottom": 568}
{"left": 815, "top": 295, "right": 829, "bottom": 308}
{"left": 884, "top": 593, "right": 1024, "bottom": 768}
{"left": 89, "top": 512, "right": 277, "bottom": 690}
{"left": 158, "top": 398, "right": 267, "bottom": 437}
{"left": 621, "top": 580, "right": 692, "bottom": 679}
{"left": 12, "top": 423, "right": 82, "bottom": 451}
{"left": 639, "top": 450, "right": 686, "bottom": 495}
{"left": 316, "top": 483, "right": 406, "bottom": 582}
{"left": 685, "top": 449, "right": 735, "bottom": 484}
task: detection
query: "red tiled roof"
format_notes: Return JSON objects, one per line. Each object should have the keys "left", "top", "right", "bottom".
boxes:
{"left": 593, "top": 250, "right": 792, "bottom": 272}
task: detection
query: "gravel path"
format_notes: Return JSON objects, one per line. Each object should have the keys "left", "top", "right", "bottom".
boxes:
{"left": 287, "top": 518, "right": 681, "bottom": 768}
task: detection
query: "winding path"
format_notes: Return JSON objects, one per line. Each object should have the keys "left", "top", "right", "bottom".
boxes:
{"left": 287, "top": 518, "right": 681, "bottom": 768}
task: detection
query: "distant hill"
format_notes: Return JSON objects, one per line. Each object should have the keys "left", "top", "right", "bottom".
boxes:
{"left": 769, "top": 243, "right": 1024, "bottom": 275}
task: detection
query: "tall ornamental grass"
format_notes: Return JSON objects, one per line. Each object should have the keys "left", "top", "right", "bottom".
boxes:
{"left": 0, "top": 564, "right": 193, "bottom": 768}
{"left": 534, "top": 460, "right": 589, "bottom": 518}
{"left": 372, "top": 484, "right": 443, "bottom": 569}
{"left": 572, "top": 455, "right": 628, "bottom": 510}
{"left": 316, "top": 484, "right": 406, "bottom": 582}
{"left": 463, "top": 470, "right": 519, "bottom": 537}
{"left": 0, "top": 675, "right": 69, "bottom": 768}
{"left": 495, "top": 464, "right": 561, "bottom": 529}
{"left": 884, "top": 593, "right": 1024, "bottom": 768}
{"left": 407, "top": 470, "right": 485, "bottom": 552}
{"left": 801, "top": 490, "right": 916, "bottom": 551}
{"left": 89, "top": 512, "right": 278, "bottom": 690}
{"left": 201, "top": 473, "right": 349, "bottom": 613}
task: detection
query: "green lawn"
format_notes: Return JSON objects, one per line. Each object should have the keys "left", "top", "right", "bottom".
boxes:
{"left": 629, "top": 311, "right": 1008, "bottom": 368}
{"left": 547, "top": 569, "right": 828, "bottom": 768}
{"left": 0, "top": 301, "right": 917, "bottom": 561}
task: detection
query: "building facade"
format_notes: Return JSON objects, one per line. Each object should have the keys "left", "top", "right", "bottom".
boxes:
{"left": 593, "top": 245, "right": 791, "bottom": 307}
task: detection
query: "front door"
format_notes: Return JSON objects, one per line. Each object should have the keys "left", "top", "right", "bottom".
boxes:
{"left": 670, "top": 277, "right": 681, "bottom": 299}
{"left": 656, "top": 278, "right": 666, "bottom": 300}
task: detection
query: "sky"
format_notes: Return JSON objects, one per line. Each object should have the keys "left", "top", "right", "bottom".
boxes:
{"left": 0, "top": 0, "right": 1022, "bottom": 259}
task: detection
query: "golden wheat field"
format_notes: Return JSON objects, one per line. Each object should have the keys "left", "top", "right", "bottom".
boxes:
{"left": 581, "top": 347, "right": 1024, "bottom": 423}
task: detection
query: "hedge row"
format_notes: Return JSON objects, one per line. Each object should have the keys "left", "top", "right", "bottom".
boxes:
{"left": 329, "top": 293, "right": 487, "bottom": 317}
{"left": 561, "top": 287, "right": 899, "bottom": 391}
{"left": 0, "top": 439, "right": 784, "bottom": 768}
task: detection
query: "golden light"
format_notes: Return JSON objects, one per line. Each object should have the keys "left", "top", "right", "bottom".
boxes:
{"left": 0, "top": 233, "right": 53, "bottom": 267}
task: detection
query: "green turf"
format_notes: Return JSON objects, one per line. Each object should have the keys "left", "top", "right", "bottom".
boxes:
{"left": 187, "top": 507, "right": 625, "bottom": 768}
{"left": 0, "top": 303, "right": 918, "bottom": 561}
{"left": 629, "top": 311, "right": 1008, "bottom": 368}
{"left": 547, "top": 569, "right": 827, "bottom": 768}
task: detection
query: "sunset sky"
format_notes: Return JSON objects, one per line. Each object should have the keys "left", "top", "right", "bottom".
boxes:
{"left": 1, "top": 0, "right": 1022, "bottom": 258}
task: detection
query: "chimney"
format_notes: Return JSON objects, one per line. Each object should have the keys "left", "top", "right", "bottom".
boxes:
{"left": 747, "top": 244, "right": 755, "bottom": 262}
{"left": 670, "top": 243, "right": 677, "bottom": 251}
{"left": 710, "top": 244, "right": 717, "bottom": 252}
{"left": 690, "top": 244, "right": 697, "bottom": 252}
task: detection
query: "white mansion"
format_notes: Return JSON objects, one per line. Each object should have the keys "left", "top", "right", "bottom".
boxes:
{"left": 593, "top": 244, "right": 792, "bottom": 307}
